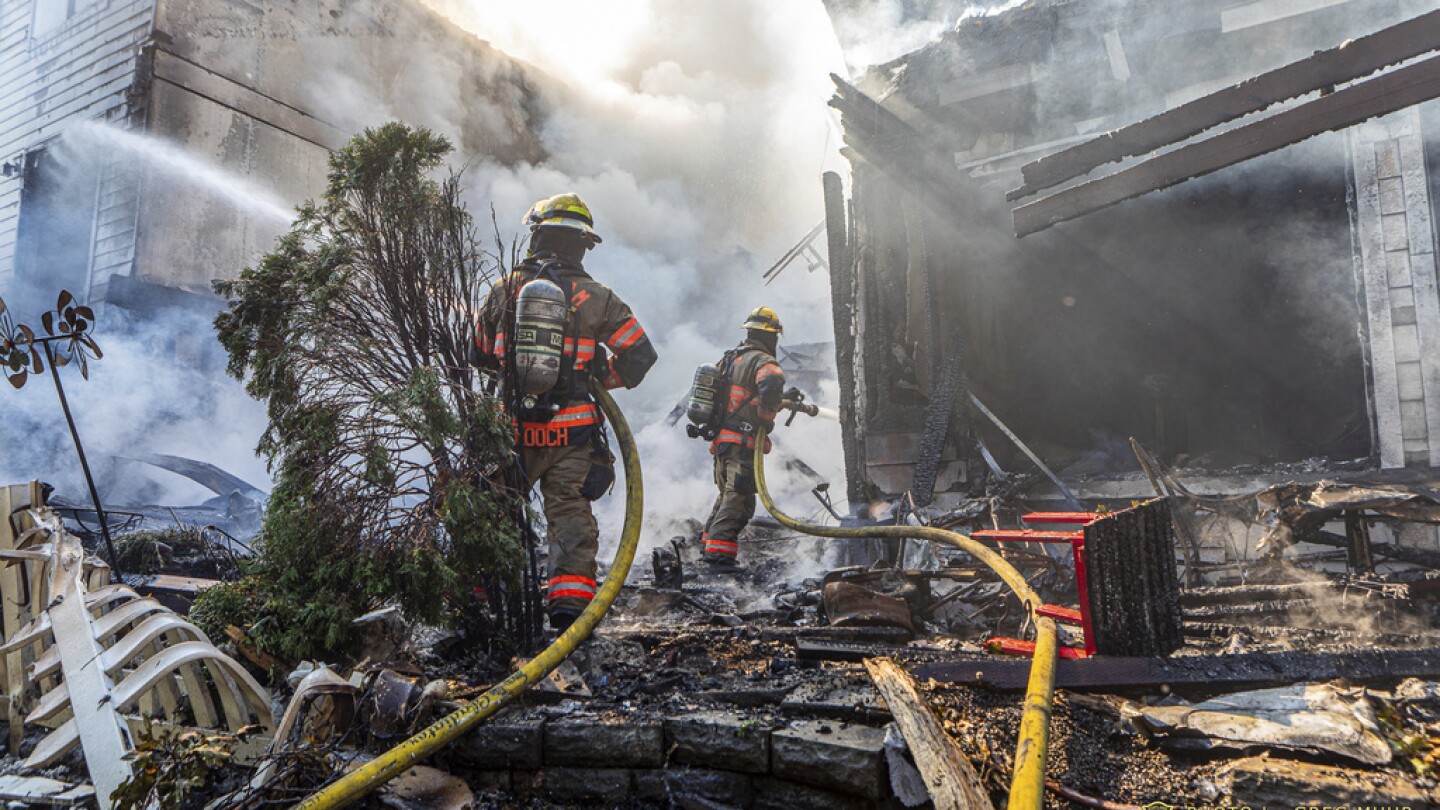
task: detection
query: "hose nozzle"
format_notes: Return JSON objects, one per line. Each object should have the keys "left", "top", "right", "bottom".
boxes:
{"left": 780, "top": 388, "right": 819, "bottom": 426}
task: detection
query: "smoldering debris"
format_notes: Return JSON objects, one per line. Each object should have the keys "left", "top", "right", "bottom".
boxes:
{"left": 1256, "top": 480, "right": 1440, "bottom": 551}
{"left": 9, "top": 463, "right": 1440, "bottom": 807}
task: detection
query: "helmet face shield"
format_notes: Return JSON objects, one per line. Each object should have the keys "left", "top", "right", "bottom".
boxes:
{"left": 526, "top": 193, "right": 602, "bottom": 243}
{"left": 742, "top": 306, "right": 783, "bottom": 335}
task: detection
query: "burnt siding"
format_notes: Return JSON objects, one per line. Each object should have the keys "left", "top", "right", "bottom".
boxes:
{"left": 0, "top": 0, "right": 156, "bottom": 290}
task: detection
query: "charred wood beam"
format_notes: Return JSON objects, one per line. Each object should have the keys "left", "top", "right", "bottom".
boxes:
{"left": 1299, "top": 529, "right": 1440, "bottom": 569}
{"left": 824, "top": 171, "right": 870, "bottom": 506}
{"left": 1181, "top": 581, "right": 1342, "bottom": 606}
{"left": 1014, "top": 53, "right": 1440, "bottom": 236}
{"left": 1182, "top": 598, "right": 1324, "bottom": 620}
{"left": 1184, "top": 621, "right": 1440, "bottom": 646}
{"left": 911, "top": 646, "right": 1440, "bottom": 690}
{"left": 1345, "top": 511, "right": 1376, "bottom": 574}
{"left": 865, "top": 658, "right": 994, "bottom": 810}
{"left": 1011, "top": 10, "right": 1440, "bottom": 199}
{"left": 830, "top": 75, "right": 974, "bottom": 219}
{"left": 911, "top": 328, "right": 965, "bottom": 507}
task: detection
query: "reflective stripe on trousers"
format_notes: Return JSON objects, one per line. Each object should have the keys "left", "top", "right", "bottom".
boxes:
{"left": 702, "top": 534, "right": 738, "bottom": 557}
{"left": 548, "top": 574, "right": 597, "bottom": 603}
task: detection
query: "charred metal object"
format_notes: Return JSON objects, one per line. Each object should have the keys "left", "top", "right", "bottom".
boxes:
{"left": 975, "top": 499, "right": 1184, "bottom": 658}
{"left": 652, "top": 539, "right": 684, "bottom": 590}
{"left": 910, "top": 646, "right": 1440, "bottom": 691}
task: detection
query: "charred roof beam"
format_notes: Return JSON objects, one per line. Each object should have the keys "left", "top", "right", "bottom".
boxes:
{"left": 1011, "top": 9, "right": 1440, "bottom": 199}
{"left": 1013, "top": 50, "right": 1440, "bottom": 236}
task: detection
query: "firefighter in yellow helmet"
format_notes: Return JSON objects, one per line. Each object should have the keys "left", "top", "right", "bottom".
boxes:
{"left": 700, "top": 306, "right": 787, "bottom": 567}
{"left": 473, "top": 193, "right": 657, "bottom": 631}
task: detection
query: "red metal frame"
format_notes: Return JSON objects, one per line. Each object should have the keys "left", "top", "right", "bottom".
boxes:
{"left": 985, "top": 637, "right": 1089, "bottom": 660}
{"left": 1019, "top": 512, "right": 1096, "bottom": 525}
{"left": 1035, "top": 604, "right": 1082, "bottom": 624}
{"left": 974, "top": 511, "right": 1100, "bottom": 658}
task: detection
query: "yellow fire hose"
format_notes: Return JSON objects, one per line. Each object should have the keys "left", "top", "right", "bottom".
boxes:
{"left": 751, "top": 427, "right": 1057, "bottom": 810}
{"left": 295, "top": 384, "right": 643, "bottom": 810}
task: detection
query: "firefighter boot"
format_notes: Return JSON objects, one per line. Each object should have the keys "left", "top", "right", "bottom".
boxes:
{"left": 548, "top": 606, "right": 582, "bottom": 633}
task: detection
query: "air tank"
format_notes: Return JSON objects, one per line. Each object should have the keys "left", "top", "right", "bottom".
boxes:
{"left": 686, "top": 362, "right": 726, "bottom": 429}
{"left": 514, "top": 279, "right": 569, "bottom": 403}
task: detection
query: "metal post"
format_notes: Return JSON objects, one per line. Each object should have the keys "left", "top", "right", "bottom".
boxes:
{"left": 41, "top": 342, "right": 121, "bottom": 580}
{"left": 969, "top": 393, "right": 1081, "bottom": 510}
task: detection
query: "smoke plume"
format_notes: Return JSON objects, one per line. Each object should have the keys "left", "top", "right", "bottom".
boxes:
{"left": 368, "top": 1, "right": 856, "bottom": 554}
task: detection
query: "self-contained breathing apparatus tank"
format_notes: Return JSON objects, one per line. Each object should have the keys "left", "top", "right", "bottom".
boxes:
{"left": 513, "top": 279, "right": 569, "bottom": 413}
{"left": 685, "top": 362, "right": 727, "bottom": 440}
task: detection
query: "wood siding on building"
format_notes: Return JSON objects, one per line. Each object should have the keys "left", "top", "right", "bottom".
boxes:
{"left": 0, "top": 0, "right": 156, "bottom": 291}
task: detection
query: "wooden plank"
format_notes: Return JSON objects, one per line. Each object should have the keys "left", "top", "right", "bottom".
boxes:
{"left": 1014, "top": 54, "right": 1440, "bottom": 237}
{"left": 0, "top": 486, "right": 21, "bottom": 754}
{"left": 909, "top": 646, "right": 1440, "bottom": 691}
{"left": 0, "top": 774, "right": 94, "bottom": 806}
{"left": 864, "top": 658, "right": 994, "bottom": 810}
{"left": 223, "top": 625, "right": 288, "bottom": 681}
{"left": 1013, "top": 10, "right": 1440, "bottom": 197}
{"left": 1352, "top": 128, "right": 1406, "bottom": 468}
{"left": 43, "top": 531, "right": 132, "bottom": 807}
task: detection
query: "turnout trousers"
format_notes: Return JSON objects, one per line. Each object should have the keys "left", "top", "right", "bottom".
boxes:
{"left": 520, "top": 443, "right": 600, "bottom": 613}
{"left": 702, "top": 444, "right": 758, "bottom": 560}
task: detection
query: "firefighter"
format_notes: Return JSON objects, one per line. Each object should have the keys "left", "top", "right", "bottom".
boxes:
{"left": 700, "top": 306, "right": 787, "bottom": 567}
{"left": 473, "top": 193, "right": 657, "bottom": 631}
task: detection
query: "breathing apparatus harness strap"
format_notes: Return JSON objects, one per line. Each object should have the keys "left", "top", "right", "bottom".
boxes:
{"left": 717, "top": 345, "right": 762, "bottom": 437}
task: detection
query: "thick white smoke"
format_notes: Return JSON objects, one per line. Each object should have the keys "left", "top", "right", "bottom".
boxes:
{"left": 0, "top": 124, "right": 276, "bottom": 509}
{"left": 387, "top": 1, "right": 856, "bottom": 553}
{"left": 0, "top": 306, "right": 271, "bottom": 508}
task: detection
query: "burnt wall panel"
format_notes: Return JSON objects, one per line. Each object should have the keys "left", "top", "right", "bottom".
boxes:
{"left": 130, "top": 0, "right": 554, "bottom": 293}
{"left": 1084, "top": 498, "right": 1184, "bottom": 657}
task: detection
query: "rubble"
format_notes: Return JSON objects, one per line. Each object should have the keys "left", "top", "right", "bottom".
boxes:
{"left": 0, "top": 491, "right": 273, "bottom": 806}
{"left": 1119, "top": 683, "right": 1392, "bottom": 765}
{"left": 1218, "top": 756, "right": 1433, "bottom": 807}
{"left": 6, "top": 474, "right": 1440, "bottom": 807}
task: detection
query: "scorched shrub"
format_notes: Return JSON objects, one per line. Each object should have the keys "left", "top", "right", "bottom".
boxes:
{"left": 195, "top": 123, "right": 523, "bottom": 661}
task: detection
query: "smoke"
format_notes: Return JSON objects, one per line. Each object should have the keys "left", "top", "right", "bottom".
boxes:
{"left": 822, "top": 1, "right": 1033, "bottom": 77}
{"left": 844, "top": 0, "right": 1416, "bottom": 470}
{"left": 0, "top": 124, "right": 281, "bottom": 509}
{"left": 355, "top": 1, "right": 857, "bottom": 558}
{"left": 0, "top": 305, "right": 271, "bottom": 508}
{"left": 7, "top": 3, "right": 859, "bottom": 582}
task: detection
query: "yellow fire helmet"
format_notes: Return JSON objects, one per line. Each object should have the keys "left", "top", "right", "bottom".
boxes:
{"left": 524, "top": 193, "right": 602, "bottom": 243}
{"left": 742, "top": 306, "right": 783, "bottom": 335}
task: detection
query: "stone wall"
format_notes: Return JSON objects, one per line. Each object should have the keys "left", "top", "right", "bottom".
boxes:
{"left": 449, "top": 709, "right": 895, "bottom": 809}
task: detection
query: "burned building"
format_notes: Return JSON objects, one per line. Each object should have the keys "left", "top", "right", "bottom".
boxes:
{"left": 0, "top": 0, "right": 548, "bottom": 319}
{"left": 823, "top": 0, "right": 1440, "bottom": 519}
